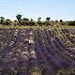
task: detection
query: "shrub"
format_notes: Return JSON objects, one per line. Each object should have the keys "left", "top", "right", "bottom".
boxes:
{"left": 37, "top": 17, "right": 41, "bottom": 21}
{"left": 42, "top": 22, "right": 45, "bottom": 25}
{"left": 25, "top": 21, "right": 30, "bottom": 25}
{"left": 60, "top": 19, "right": 62, "bottom": 22}
{"left": 29, "top": 21, "right": 35, "bottom": 26}
{"left": 30, "top": 18, "right": 33, "bottom": 21}
{"left": 37, "top": 21, "right": 42, "bottom": 25}
{"left": 61, "top": 22, "right": 65, "bottom": 25}
{"left": 46, "top": 17, "right": 50, "bottom": 21}
{"left": 3, "top": 19, "right": 11, "bottom": 25}
{"left": 21, "top": 21, "right": 25, "bottom": 25}
{"left": 68, "top": 21, "right": 75, "bottom": 26}
{"left": 22, "top": 18, "right": 29, "bottom": 21}
{"left": 45, "top": 21, "right": 50, "bottom": 26}
{"left": 16, "top": 14, "right": 22, "bottom": 23}
{"left": 0, "top": 17, "right": 5, "bottom": 24}
{"left": 55, "top": 20, "right": 58, "bottom": 22}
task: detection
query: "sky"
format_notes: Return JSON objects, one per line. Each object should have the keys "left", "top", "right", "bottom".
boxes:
{"left": 0, "top": 0, "right": 75, "bottom": 21}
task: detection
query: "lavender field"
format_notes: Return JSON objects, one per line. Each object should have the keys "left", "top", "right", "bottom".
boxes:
{"left": 0, "top": 28, "right": 75, "bottom": 75}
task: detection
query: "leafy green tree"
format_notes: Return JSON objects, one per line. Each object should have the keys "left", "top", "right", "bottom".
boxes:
{"left": 55, "top": 20, "right": 58, "bottom": 22}
{"left": 31, "top": 18, "right": 33, "bottom": 21}
{"left": 46, "top": 17, "right": 50, "bottom": 21}
{"left": 45, "top": 21, "right": 50, "bottom": 26}
{"left": 0, "top": 16, "right": 4, "bottom": 24}
{"left": 60, "top": 19, "right": 62, "bottom": 22}
{"left": 23, "top": 18, "right": 29, "bottom": 21}
{"left": 42, "top": 22, "right": 45, "bottom": 25}
{"left": 3, "top": 19, "right": 11, "bottom": 25}
{"left": 37, "top": 21, "right": 41, "bottom": 24}
{"left": 14, "top": 20, "right": 17, "bottom": 22}
{"left": 37, "top": 17, "right": 41, "bottom": 21}
{"left": 29, "top": 21, "right": 35, "bottom": 26}
{"left": 16, "top": 14, "right": 22, "bottom": 23}
{"left": 68, "top": 21, "right": 75, "bottom": 26}
{"left": 6, "top": 19, "right": 11, "bottom": 22}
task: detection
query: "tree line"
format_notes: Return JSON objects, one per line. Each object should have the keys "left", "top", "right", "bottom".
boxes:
{"left": 0, "top": 14, "right": 51, "bottom": 26}
{"left": 0, "top": 14, "right": 74, "bottom": 26}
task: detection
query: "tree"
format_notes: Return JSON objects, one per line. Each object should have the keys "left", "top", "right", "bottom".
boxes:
{"left": 37, "top": 21, "right": 42, "bottom": 25}
{"left": 23, "top": 18, "right": 29, "bottom": 21}
{"left": 68, "top": 21, "right": 75, "bottom": 26}
{"left": 37, "top": 17, "right": 42, "bottom": 26}
{"left": 37, "top": 17, "right": 41, "bottom": 21}
{"left": 3, "top": 19, "right": 11, "bottom": 25}
{"left": 16, "top": 14, "right": 22, "bottom": 23}
{"left": 14, "top": 20, "right": 17, "bottom": 22}
{"left": 46, "top": 17, "right": 50, "bottom": 21}
{"left": 6, "top": 19, "right": 11, "bottom": 22}
{"left": 0, "top": 16, "right": 4, "bottom": 24}
{"left": 60, "top": 19, "right": 62, "bottom": 22}
{"left": 31, "top": 18, "right": 33, "bottom": 21}
{"left": 55, "top": 20, "right": 58, "bottom": 22}
{"left": 45, "top": 21, "right": 50, "bottom": 26}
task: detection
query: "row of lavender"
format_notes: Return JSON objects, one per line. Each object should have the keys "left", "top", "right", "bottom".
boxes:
{"left": 0, "top": 28, "right": 75, "bottom": 75}
{"left": 34, "top": 28, "right": 75, "bottom": 75}
{"left": 0, "top": 28, "right": 35, "bottom": 75}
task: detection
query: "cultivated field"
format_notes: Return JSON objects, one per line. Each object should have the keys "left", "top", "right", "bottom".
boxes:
{"left": 0, "top": 27, "right": 75, "bottom": 75}
{"left": 0, "top": 24, "right": 75, "bottom": 29}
